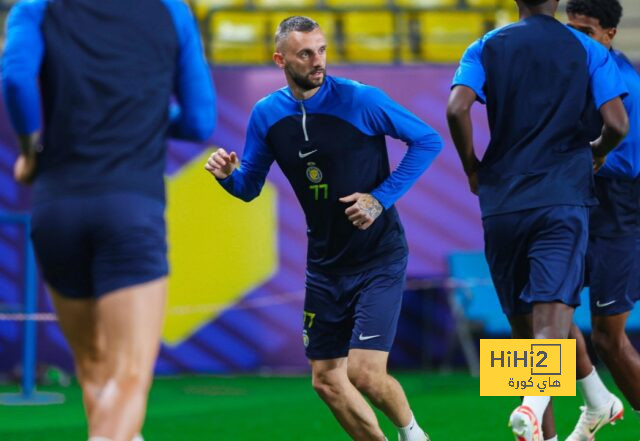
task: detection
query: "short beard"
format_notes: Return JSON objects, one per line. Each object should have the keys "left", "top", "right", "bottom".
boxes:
{"left": 286, "top": 65, "right": 326, "bottom": 91}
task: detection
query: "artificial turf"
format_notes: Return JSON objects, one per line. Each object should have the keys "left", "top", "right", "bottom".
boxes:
{"left": 0, "top": 372, "right": 637, "bottom": 440}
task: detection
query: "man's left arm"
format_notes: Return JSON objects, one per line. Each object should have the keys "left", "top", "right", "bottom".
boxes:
{"left": 163, "top": 0, "right": 217, "bottom": 141}
{"left": 340, "top": 87, "right": 443, "bottom": 230}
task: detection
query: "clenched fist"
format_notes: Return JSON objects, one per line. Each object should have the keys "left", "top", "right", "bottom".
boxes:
{"left": 204, "top": 147, "right": 239, "bottom": 179}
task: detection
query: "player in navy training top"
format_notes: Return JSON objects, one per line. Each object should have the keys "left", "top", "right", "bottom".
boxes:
{"left": 205, "top": 16, "right": 441, "bottom": 441}
{"left": 562, "top": 1, "right": 640, "bottom": 439}
{"left": 2, "top": 1, "right": 216, "bottom": 440}
{"left": 446, "top": 0, "right": 628, "bottom": 440}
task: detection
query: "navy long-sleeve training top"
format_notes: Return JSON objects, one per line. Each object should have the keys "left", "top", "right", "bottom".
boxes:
{"left": 218, "top": 75, "right": 443, "bottom": 274}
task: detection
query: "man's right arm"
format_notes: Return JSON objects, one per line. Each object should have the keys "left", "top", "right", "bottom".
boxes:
{"left": 447, "top": 38, "right": 486, "bottom": 194}
{"left": 204, "top": 106, "right": 274, "bottom": 202}
{"left": 447, "top": 85, "right": 480, "bottom": 194}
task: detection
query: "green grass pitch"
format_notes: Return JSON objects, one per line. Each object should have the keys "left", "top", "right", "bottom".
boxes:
{"left": 0, "top": 372, "right": 637, "bottom": 440}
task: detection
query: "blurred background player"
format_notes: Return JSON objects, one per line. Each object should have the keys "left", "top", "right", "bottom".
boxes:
{"left": 205, "top": 16, "right": 441, "bottom": 441}
{"left": 562, "top": 1, "right": 640, "bottom": 439}
{"left": 2, "top": 1, "right": 216, "bottom": 440}
{"left": 447, "top": 0, "right": 629, "bottom": 440}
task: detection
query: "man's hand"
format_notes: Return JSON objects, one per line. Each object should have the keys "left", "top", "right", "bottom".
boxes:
{"left": 593, "top": 155, "right": 606, "bottom": 173}
{"left": 463, "top": 155, "right": 480, "bottom": 196}
{"left": 339, "top": 193, "right": 383, "bottom": 230}
{"left": 467, "top": 171, "right": 479, "bottom": 195}
{"left": 13, "top": 153, "right": 36, "bottom": 184}
{"left": 13, "top": 132, "right": 40, "bottom": 185}
{"left": 591, "top": 140, "right": 607, "bottom": 173}
{"left": 204, "top": 147, "right": 239, "bottom": 179}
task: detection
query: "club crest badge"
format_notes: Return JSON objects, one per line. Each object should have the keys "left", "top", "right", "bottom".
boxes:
{"left": 306, "top": 162, "right": 323, "bottom": 184}
{"left": 302, "top": 330, "right": 309, "bottom": 348}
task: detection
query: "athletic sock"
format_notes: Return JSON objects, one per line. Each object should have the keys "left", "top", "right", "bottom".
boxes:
{"left": 522, "top": 396, "right": 550, "bottom": 424}
{"left": 397, "top": 412, "right": 425, "bottom": 441}
{"left": 544, "top": 436, "right": 558, "bottom": 441}
{"left": 132, "top": 435, "right": 144, "bottom": 441}
{"left": 578, "top": 367, "right": 611, "bottom": 409}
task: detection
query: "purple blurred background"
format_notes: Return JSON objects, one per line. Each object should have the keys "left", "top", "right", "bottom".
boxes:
{"left": 0, "top": 66, "right": 490, "bottom": 375}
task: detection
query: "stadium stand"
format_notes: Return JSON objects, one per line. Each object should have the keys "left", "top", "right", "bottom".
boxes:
{"left": 199, "top": 0, "right": 517, "bottom": 64}
{"left": 415, "top": 11, "right": 487, "bottom": 62}
{"left": 342, "top": 10, "right": 396, "bottom": 63}
{"left": 208, "top": 11, "right": 271, "bottom": 64}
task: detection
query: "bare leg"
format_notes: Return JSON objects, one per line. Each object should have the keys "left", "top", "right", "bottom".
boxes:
{"left": 311, "top": 357, "right": 386, "bottom": 441}
{"left": 570, "top": 323, "right": 594, "bottom": 380}
{"left": 49, "top": 291, "right": 107, "bottom": 421}
{"left": 591, "top": 312, "right": 640, "bottom": 409}
{"left": 532, "top": 302, "right": 574, "bottom": 339}
{"left": 508, "top": 314, "right": 555, "bottom": 439}
{"left": 566, "top": 316, "right": 625, "bottom": 440}
{"left": 50, "top": 278, "right": 166, "bottom": 441}
{"left": 347, "top": 349, "right": 412, "bottom": 427}
{"left": 530, "top": 302, "right": 574, "bottom": 439}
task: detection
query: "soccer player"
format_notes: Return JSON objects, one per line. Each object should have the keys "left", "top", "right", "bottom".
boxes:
{"left": 446, "top": 0, "right": 629, "bottom": 440}
{"left": 2, "top": 1, "right": 216, "bottom": 441}
{"left": 563, "top": 1, "right": 640, "bottom": 439}
{"left": 205, "top": 16, "right": 441, "bottom": 441}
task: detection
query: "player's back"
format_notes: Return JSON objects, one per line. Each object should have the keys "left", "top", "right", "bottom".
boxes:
{"left": 483, "top": 15, "right": 592, "bottom": 168}
{"left": 463, "top": 14, "right": 617, "bottom": 216}
{"left": 35, "top": 0, "right": 181, "bottom": 202}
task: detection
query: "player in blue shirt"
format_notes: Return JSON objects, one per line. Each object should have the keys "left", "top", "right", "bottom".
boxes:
{"left": 2, "top": 1, "right": 216, "bottom": 440}
{"left": 447, "top": 0, "right": 628, "bottom": 440}
{"left": 205, "top": 16, "right": 441, "bottom": 441}
{"left": 563, "top": 1, "right": 640, "bottom": 439}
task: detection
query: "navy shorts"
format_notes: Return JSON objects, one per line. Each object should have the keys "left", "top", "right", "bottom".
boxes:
{"left": 302, "top": 257, "right": 407, "bottom": 360}
{"left": 586, "top": 235, "right": 640, "bottom": 316}
{"left": 483, "top": 205, "right": 588, "bottom": 317}
{"left": 31, "top": 193, "right": 168, "bottom": 298}
{"left": 590, "top": 175, "right": 640, "bottom": 237}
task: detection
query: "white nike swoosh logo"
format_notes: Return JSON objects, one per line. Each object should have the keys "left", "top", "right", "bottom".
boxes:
{"left": 298, "top": 149, "right": 317, "bottom": 158}
{"left": 358, "top": 333, "right": 381, "bottom": 341}
{"left": 596, "top": 300, "right": 617, "bottom": 308}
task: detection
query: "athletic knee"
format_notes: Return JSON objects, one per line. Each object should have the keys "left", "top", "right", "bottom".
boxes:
{"left": 591, "top": 328, "right": 627, "bottom": 356}
{"left": 76, "top": 351, "right": 107, "bottom": 387}
{"left": 347, "top": 365, "right": 383, "bottom": 397}
{"left": 311, "top": 369, "right": 344, "bottom": 401}
{"left": 112, "top": 361, "right": 153, "bottom": 392}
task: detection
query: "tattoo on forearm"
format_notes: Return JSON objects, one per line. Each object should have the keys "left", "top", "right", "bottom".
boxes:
{"left": 356, "top": 194, "right": 382, "bottom": 220}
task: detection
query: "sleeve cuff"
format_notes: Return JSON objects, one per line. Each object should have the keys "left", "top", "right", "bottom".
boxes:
{"left": 451, "top": 82, "right": 486, "bottom": 104}
{"left": 370, "top": 190, "right": 391, "bottom": 210}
